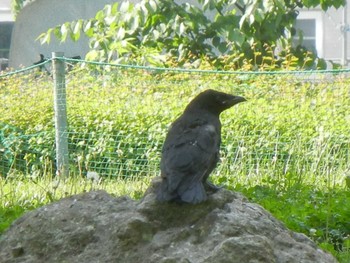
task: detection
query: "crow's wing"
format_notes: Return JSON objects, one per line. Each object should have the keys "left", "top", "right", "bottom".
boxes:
{"left": 159, "top": 117, "right": 220, "bottom": 203}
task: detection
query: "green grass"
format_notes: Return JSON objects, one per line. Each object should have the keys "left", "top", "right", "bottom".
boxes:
{"left": 1, "top": 66, "right": 350, "bottom": 261}
{"left": 236, "top": 184, "right": 350, "bottom": 261}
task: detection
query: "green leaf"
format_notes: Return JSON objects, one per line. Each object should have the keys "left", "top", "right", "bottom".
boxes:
{"left": 37, "top": 28, "right": 53, "bottom": 44}
{"left": 83, "top": 21, "right": 94, "bottom": 37}
{"left": 116, "top": 27, "right": 126, "bottom": 40}
{"left": 120, "top": 1, "right": 130, "bottom": 13}
{"left": 111, "top": 2, "right": 119, "bottom": 15}
{"left": 60, "top": 23, "right": 70, "bottom": 42}
{"left": 83, "top": 20, "right": 92, "bottom": 32}
{"left": 218, "top": 42, "right": 227, "bottom": 53}
{"left": 85, "top": 50, "right": 99, "bottom": 61}
{"left": 140, "top": 2, "right": 149, "bottom": 18}
{"left": 104, "top": 4, "right": 112, "bottom": 16}
{"left": 212, "top": 36, "right": 220, "bottom": 47}
{"left": 228, "top": 28, "right": 245, "bottom": 46}
{"left": 178, "top": 43, "right": 186, "bottom": 60}
{"left": 179, "top": 22, "right": 186, "bottom": 35}
{"left": 95, "top": 10, "right": 104, "bottom": 21}
{"left": 53, "top": 27, "right": 62, "bottom": 40}
{"left": 73, "top": 20, "right": 82, "bottom": 34}
{"left": 129, "top": 17, "right": 140, "bottom": 33}
{"left": 70, "top": 29, "right": 80, "bottom": 42}
{"left": 105, "top": 15, "right": 116, "bottom": 25}
{"left": 254, "top": 8, "right": 264, "bottom": 23}
{"left": 146, "top": 0, "right": 157, "bottom": 13}
{"left": 152, "top": 29, "right": 160, "bottom": 40}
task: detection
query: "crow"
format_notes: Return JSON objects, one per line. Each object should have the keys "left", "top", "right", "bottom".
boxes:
{"left": 33, "top": 54, "right": 48, "bottom": 73}
{"left": 156, "top": 89, "right": 246, "bottom": 204}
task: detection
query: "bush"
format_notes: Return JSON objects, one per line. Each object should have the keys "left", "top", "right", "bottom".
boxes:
{"left": 39, "top": 0, "right": 345, "bottom": 69}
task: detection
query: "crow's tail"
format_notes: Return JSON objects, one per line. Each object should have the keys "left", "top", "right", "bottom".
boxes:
{"left": 156, "top": 179, "right": 207, "bottom": 204}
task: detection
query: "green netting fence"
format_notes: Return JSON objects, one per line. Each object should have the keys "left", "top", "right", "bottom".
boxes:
{"left": 1, "top": 54, "right": 350, "bottom": 188}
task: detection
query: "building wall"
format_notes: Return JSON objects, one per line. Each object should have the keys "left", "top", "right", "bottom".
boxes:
{"left": 0, "top": 0, "right": 14, "bottom": 69}
{"left": 322, "top": 7, "right": 345, "bottom": 62}
{"left": 0, "top": 0, "right": 14, "bottom": 21}
{"left": 9, "top": 0, "right": 122, "bottom": 68}
{"left": 297, "top": 5, "right": 348, "bottom": 65}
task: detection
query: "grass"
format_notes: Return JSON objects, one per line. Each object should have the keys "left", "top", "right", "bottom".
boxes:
{"left": 236, "top": 184, "right": 350, "bottom": 261}
{"left": 1, "top": 66, "right": 350, "bottom": 261}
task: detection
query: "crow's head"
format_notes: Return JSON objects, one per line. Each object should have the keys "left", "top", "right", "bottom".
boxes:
{"left": 185, "top": 89, "right": 246, "bottom": 115}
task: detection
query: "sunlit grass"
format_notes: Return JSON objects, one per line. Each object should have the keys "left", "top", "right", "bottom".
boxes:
{"left": 1, "top": 68, "right": 350, "bottom": 261}
{"left": 0, "top": 173, "right": 151, "bottom": 206}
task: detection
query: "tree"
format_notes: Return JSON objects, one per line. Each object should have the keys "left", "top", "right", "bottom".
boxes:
{"left": 39, "top": 0, "right": 345, "bottom": 69}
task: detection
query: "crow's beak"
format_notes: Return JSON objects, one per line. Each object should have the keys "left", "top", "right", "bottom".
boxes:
{"left": 231, "top": 95, "right": 247, "bottom": 105}
{"left": 221, "top": 95, "right": 246, "bottom": 107}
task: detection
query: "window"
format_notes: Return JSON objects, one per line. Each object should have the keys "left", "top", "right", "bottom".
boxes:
{"left": 0, "top": 22, "right": 13, "bottom": 70}
{"left": 294, "top": 19, "right": 317, "bottom": 53}
{"left": 293, "top": 11, "right": 323, "bottom": 57}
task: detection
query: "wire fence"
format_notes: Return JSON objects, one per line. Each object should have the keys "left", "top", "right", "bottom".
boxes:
{"left": 1, "top": 55, "right": 350, "bottom": 188}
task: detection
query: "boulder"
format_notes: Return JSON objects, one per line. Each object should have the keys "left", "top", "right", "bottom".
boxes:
{"left": 0, "top": 180, "right": 337, "bottom": 263}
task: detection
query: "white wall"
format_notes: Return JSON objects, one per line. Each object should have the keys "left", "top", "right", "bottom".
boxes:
{"left": 322, "top": 6, "right": 348, "bottom": 64}
{"left": 9, "top": 0, "right": 119, "bottom": 68}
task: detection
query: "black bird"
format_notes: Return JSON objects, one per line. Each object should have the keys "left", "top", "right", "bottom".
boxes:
{"left": 33, "top": 54, "right": 48, "bottom": 73}
{"left": 156, "top": 89, "right": 246, "bottom": 204}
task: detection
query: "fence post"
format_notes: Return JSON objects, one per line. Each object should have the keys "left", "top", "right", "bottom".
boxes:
{"left": 52, "top": 52, "right": 69, "bottom": 178}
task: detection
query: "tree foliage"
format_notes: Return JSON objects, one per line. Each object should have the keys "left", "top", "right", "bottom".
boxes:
{"left": 39, "top": 0, "right": 345, "bottom": 69}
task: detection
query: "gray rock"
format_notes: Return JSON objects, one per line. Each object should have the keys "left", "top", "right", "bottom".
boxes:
{"left": 0, "top": 179, "right": 337, "bottom": 263}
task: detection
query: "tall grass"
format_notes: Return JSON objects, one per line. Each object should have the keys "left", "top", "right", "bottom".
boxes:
{"left": 0, "top": 67, "right": 350, "bottom": 261}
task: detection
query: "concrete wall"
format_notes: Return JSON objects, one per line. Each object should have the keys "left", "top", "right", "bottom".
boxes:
{"left": 9, "top": 0, "right": 118, "bottom": 68}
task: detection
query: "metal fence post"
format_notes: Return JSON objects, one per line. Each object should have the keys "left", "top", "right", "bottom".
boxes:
{"left": 52, "top": 52, "right": 69, "bottom": 178}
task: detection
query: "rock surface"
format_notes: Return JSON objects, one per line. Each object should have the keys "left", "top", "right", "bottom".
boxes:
{"left": 0, "top": 180, "right": 337, "bottom": 263}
